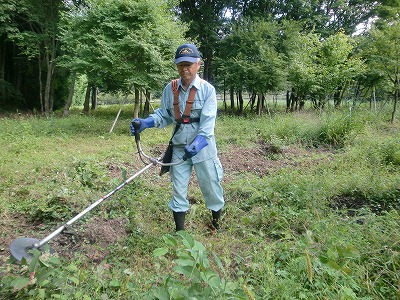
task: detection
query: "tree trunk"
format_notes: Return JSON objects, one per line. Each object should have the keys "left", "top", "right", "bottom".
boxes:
{"left": 334, "top": 90, "right": 341, "bottom": 108}
{"left": 139, "top": 90, "right": 143, "bottom": 115}
{"left": 286, "top": 90, "right": 290, "bottom": 112}
{"left": 299, "top": 100, "right": 305, "bottom": 110}
{"left": 257, "top": 93, "right": 262, "bottom": 115}
{"left": 144, "top": 89, "right": 150, "bottom": 115}
{"left": 44, "top": 52, "right": 53, "bottom": 117}
{"left": 63, "top": 71, "right": 76, "bottom": 116}
{"left": 263, "top": 93, "right": 270, "bottom": 116}
{"left": 391, "top": 66, "right": 399, "bottom": 124}
{"left": 250, "top": 92, "right": 256, "bottom": 112}
{"left": 91, "top": 86, "right": 97, "bottom": 110}
{"left": 38, "top": 53, "right": 44, "bottom": 113}
{"left": 50, "top": 78, "right": 54, "bottom": 112}
{"left": 43, "top": 36, "right": 57, "bottom": 117}
{"left": 371, "top": 86, "right": 377, "bottom": 113}
{"left": 223, "top": 79, "right": 227, "bottom": 110}
{"left": 238, "top": 90, "right": 244, "bottom": 115}
{"left": 230, "top": 86, "right": 234, "bottom": 110}
{"left": 290, "top": 91, "right": 298, "bottom": 112}
{"left": 83, "top": 83, "right": 91, "bottom": 115}
{"left": 0, "top": 36, "right": 5, "bottom": 104}
{"left": 133, "top": 88, "right": 140, "bottom": 118}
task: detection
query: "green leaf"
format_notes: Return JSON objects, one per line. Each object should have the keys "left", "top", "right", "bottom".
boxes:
{"left": 337, "top": 246, "right": 360, "bottom": 259}
{"left": 153, "top": 247, "right": 169, "bottom": 257}
{"left": 109, "top": 279, "right": 120, "bottom": 288}
{"left": 153, "top": 287, "right": 170, "bottom": 300}
{"left": 163, "top": 234, "right": 177, "bottom": 247}
{"left": 327, "top": 260, "right": 341, "bottom": 270}
{"left": 39, "top": 255, "right": 61, "bottom": 268}
{"left": 39, "top": 279, "right": 50, "bottom": 287}
{"left": 28, "top": 250, "right": 41, "bottom": 272}
{"left": 318, "top": 254, "right": 328, "bottom": 264}
{"left": 66, "top": 263, "right": 79, "bottom": 272}
{"left": 212, "top": 252, "right": 226, "bottom": 276}
{"left": 202, "top": 269, "right": 221, "bottom": 288}
{"left": 11, "top": 277, "right": 30, "bottom": 290}
{"left": 192, "top": 241, "right": 206, "bottom": 252}
{"left": 69, "top": 276, "right": 80, "bottom": 285}
{"left": 175, "top": 258, "right": 194, "bottom": 267}
{"left": 177, "top": 231, "right": 195, "bottom": 248}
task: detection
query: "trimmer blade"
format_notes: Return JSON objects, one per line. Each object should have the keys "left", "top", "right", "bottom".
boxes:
{"left": 10, "top": 237, "right": 54, "bottom": 262}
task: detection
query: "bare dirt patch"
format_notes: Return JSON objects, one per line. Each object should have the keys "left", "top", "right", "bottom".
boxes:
{"left": 220, "top": 140, "right": 334, "bottom": 178}
{"left": 1, "top": 216, "right": 129, "bottom": 267}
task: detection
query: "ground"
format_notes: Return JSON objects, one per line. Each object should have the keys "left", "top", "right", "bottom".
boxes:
{"left": 0, "top": 141, "right": 335, "bottom": 266}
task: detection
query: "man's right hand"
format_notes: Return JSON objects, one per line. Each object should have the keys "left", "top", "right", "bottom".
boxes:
{"left": 130, "top": 117, "right": 154, "bottom": 135}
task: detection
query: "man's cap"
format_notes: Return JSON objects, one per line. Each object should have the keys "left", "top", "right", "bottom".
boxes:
{"left": 175, "top": 44, "right": 200, "bottom": 64}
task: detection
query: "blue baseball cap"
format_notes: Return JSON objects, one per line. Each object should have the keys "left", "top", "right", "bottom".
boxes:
{"left": 175, "top": 44, "right": 201, "bottom": 64}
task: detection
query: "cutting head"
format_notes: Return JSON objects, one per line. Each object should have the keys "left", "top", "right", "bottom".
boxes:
{"left": 10, "top": 237, "right": 54, "bottom": 262}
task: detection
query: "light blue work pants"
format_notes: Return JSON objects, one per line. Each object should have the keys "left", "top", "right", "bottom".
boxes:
{"left": 168, "top": 156, "right": 225, "bottom": 213}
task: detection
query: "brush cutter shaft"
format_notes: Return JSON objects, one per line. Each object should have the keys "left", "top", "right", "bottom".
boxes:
{"left": 34, "top": 162, "right": 154, "bottom": 248}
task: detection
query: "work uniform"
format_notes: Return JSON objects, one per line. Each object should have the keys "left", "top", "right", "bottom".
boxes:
{"left": 150, "top": 74, "right": 225, "bottom": 213}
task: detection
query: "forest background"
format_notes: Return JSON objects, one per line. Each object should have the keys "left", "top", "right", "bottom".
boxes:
{"left": 0, "top": 0, "right": 399, "bottom": 118}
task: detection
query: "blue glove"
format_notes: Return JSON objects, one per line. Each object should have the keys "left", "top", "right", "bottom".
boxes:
{"left": 130, "top": 117, "right": 154, "bottom": 135}
{"left": 183, "top": 135, "right": 208, "bottom": 160}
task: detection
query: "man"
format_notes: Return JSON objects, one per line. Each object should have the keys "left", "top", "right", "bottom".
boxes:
{"left": 130, "top": 43, "right": 224, "bottom": 231}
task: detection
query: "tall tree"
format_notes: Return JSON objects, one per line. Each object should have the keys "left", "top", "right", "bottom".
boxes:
{"left": 177, "top": 0, "right": 236, "bottom": 82}
{"left": 238, "top": 0, "right": 384, "bottom": 36}
{"left": 216, "top": 19, "right": 286, "bottom": 114}
{"left": 59, "top": 0, "right": 187, "bottom": 114}
{"left": 284, "top": 27, "right": 365, "bottom": 108}
{"left": 359, "top": 20, "right": 400, "bottom": 123}
{"left": 8, "top": 0, "right": 65, "bottom": 116}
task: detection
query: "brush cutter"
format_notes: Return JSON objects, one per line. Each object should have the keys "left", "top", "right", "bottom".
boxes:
{"left": 10, "top": 121, "right": 184, "bottom": 262}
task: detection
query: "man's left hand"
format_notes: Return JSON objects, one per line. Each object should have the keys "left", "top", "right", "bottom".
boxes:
{"left": 183, "top": 135, "right": 208, "bottom": 160}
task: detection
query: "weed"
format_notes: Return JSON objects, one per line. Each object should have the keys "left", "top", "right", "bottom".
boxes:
{"left": 1, "top": 104, "right": 399, "bottom": 299}
{"left": 149, "top": 231, "right": 250, "bottom": 299}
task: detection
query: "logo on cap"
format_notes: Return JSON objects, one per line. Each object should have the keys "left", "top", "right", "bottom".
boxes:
{"left": 179, "top": 48, "right": 194, "bottom": 55}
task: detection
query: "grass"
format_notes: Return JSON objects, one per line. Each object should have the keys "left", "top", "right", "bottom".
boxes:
{"left": 0, "top": 102, "right": 399, "bottom": 299}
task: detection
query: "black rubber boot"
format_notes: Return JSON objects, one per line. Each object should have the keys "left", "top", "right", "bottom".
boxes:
{"left": 173, "top": 211, "right": 186, "bottom": 231}
{"left": 211, "top": 210, "right": 222, "bottom": 230}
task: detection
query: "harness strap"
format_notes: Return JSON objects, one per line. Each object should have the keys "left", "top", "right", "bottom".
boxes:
{"left": 172, "top": 79, "right": 199, "bottom": 124}
{"left": 176, "top": 117, "right": 200, "bottom": 124}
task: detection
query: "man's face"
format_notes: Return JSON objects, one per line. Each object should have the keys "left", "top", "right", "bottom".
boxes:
{"left": 176, "top": 61, "right": 201, "bottom": 83}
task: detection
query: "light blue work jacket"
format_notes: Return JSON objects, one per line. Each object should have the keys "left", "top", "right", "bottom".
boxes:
{"left": 150, "top": 75, "right": 218, "bottom": 163}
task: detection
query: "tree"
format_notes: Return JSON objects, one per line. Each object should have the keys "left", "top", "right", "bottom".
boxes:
{"left": 177, "top": 0, "right": 237, "bottom": 82}
{"left": 0, "top": 0, "right": 19, "bottom": 107}
{"left": 216, "top": 19, "right": 286, "bottom": 115}
{"left": 359, "top": 20, "right": 400, "bottom": 123}
{"left": 238, "top": 0, "right": 384, "bottom": 37}
{"left": 8, "top": 0, "right": 65, "bottom": 116}
{"left": 315, "top": 30, "right": 366, "bottom": 108}
{"left": 283, "top": 27, "right": 365, "bottom": 109}
{"left": 59, "top": 0, "right": 187, "bottom": 114}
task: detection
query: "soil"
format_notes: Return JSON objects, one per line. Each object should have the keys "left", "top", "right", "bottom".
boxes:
{"left": 219, "top": 140, "right": 334, "bottom": 178}
{"left": 1, "top": 141, "right": 336, "bottom": 266}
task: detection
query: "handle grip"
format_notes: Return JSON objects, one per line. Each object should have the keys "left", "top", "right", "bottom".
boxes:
{"left": 132, "top": 120, "right": 141, "bottom": 142}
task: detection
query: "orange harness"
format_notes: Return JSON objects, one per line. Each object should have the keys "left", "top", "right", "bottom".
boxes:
{"left": 171, "top": 79, "right": 200, "bottom": 124}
